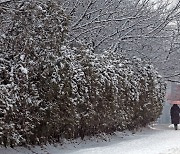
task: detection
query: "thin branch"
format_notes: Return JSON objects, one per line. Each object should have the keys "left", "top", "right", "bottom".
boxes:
{"left": 69, "top": 25, "right": 106, "bottom": 42}
{"left": 94, "top": 31, "right": 119, "bottom": 49}
{"left": 71, "top": 0, "right": 95, "bottom": 28}
{"left": 164, "top": 73, "right": 180, "bottom": 79}
{"left": 165, "top": 79, "right": 180, "bottom": 83}
{"left": 72, "top": 16, "right": 144, "bottom": 30}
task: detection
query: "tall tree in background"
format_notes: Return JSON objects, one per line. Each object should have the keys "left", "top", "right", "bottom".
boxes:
{"left": 61, "top": 0, "right": 180, "bottom": 82}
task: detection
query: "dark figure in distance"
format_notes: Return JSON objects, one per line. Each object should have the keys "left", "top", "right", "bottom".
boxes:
{"left": 170, "top": 104, "right": 180, "bottom": 130}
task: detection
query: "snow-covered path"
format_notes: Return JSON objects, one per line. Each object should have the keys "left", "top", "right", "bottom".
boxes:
{"left": 1, "top": 124, "right": 180, "bottom": 154}
{"left": 57, "top": 124, "right": 180, "bottom": 154}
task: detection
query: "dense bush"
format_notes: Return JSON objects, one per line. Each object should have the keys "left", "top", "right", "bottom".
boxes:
{"left": 0, "top": 0, "right": 166, "bottom": 147}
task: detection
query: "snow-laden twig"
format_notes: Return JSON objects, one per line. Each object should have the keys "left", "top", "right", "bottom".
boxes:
{"left": 71, "top": 0, "right": 95, "bottom": 28}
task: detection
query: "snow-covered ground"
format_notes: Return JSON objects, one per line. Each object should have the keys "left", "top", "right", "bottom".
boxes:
{"left": 1, "top": 124, "right": 180, "bottom": 154}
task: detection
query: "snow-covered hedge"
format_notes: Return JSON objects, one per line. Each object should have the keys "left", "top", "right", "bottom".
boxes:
{"left": 0, "top": 0, "right": 166, "bottom": 147}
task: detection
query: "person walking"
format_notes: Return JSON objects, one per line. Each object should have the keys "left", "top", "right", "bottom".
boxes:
{"left": 170, "top": 104, "right": 180, "bottom": 130}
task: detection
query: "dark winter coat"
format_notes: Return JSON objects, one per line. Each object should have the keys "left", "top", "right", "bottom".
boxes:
{"left": 170, "top": 104, "right": 180, "bottom": 124}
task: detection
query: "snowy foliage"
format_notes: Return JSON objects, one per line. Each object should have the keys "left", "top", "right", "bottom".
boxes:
{"left": 61, "top": 0, "right": 180, "bottom": 82}
{"left": 0, "top": 0, "right": 166, "bottom": 147}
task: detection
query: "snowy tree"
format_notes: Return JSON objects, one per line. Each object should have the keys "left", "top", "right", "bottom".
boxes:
{"left": 0, "top": 0, "right": 166, "bottom": 147}
{"left": 61, "top": 0, "right": 180, "bottom": 82}
{"left": 0, "top": 0, "right": 69, "bottom": 146}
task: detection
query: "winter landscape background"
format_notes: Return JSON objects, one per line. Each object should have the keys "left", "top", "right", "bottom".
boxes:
{"left": 0, "top": 0, "right": 180, "bottom": 153}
